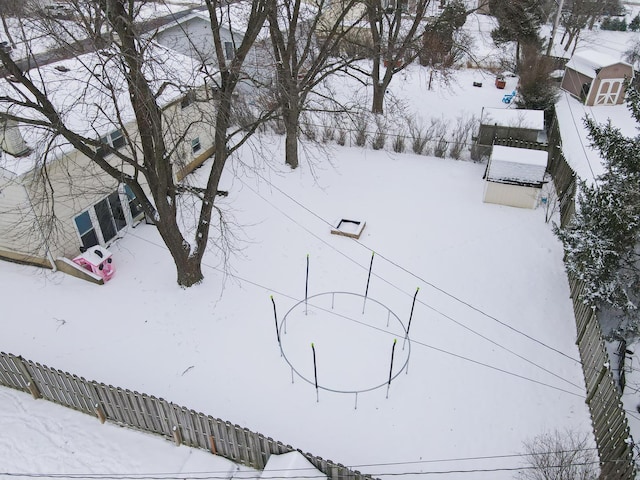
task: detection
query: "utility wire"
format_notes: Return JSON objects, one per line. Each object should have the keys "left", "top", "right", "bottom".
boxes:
{"left": 127, "top": 230, "right": 584, "bottom": 398}
{"left": 230, "top": 175, "right": 586, "bottom": 392}
{"left": 0, "top": 458, "right": 616, "bottom": 479}
{"left": 241, "top": 167, "right": 583, "bottom": 366}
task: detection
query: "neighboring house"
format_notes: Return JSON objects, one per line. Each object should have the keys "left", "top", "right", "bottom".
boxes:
{"left": 483, "top": 145, "right": 548, "bottom": 209}
{"left": 153, "top": 10, "right": 272, "bottom": 90}
{"left": 0, "top": 45, "right": 217, "bottom": 273}
{"left": 474, "top": 107, "right": 547, "bottom": 159}
{"left": 561, "top": 50, "right": 634, "bottom": 106}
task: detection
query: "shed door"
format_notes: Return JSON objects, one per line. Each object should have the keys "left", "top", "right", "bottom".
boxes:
{"left": 595, "top": 79, "right": 623, "bottom": 105}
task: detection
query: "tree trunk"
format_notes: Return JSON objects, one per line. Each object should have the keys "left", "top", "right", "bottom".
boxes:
{"left": 176, "top": 256, "right": 204, "bottom": 287}
{"left": 283, "top": 101, "right": 299, "bottom": 169}
{"left": 372, "top": 83, "right": 385, "bottom": 114}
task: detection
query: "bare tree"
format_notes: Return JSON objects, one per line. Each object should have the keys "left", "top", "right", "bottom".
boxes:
{"left": 267, "top": 0, "right": 365, "bottom": 168}
{"left": 0, "top": 0, "right": 269, "bottom": 286}
{"left": 518, "top": 430, "right": 599, "bottom": 480}
{"left": 362, "top": 0, "right": 431, "bottom": 114}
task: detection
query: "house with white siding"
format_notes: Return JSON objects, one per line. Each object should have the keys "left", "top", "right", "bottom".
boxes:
{"left": 0, "top": 44, "right": 218, "bottom": 275}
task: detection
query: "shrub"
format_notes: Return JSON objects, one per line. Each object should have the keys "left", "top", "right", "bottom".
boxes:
{"left": 392, "top": 134, "right": 405, "bottom": 153}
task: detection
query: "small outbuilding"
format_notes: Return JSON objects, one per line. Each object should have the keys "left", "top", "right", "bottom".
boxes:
{"left": 483, "top": 145, "right": 548, "bottom": 209}
{"left": 474, "top": 108, "right": 546, "bottom": 159}
{"left": 561, "top": 50, "right": 634, "bottom": 106}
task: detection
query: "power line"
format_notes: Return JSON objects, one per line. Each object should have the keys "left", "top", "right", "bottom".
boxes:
{"left": 0, "top": 457, "right": 616, "bottom": 479}
{"left": 241, "top": 167, "right": 583, "bottom": 366}
{"left": 126, "top": 230, "right": 584, "bottom": 398}
{"left": 230, "top": 173, "right": 586, "bottom": 391}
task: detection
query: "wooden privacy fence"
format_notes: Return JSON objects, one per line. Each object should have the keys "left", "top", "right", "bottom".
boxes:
{"left": 568, "top": 278, "right": 637, "bottom": 480}
{"left": 0, "top": 352, "right": 374, "bottom": 480}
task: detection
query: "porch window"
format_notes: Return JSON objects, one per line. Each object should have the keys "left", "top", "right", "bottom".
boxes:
{"left": 124, "top": 185, "right": 143, "bottom": 220}
{"left": 74, "top": 211, "right": 99, "bottom": 250}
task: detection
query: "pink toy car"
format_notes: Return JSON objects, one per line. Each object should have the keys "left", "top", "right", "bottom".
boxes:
{"left": 73, "top": 246, "right": 115, "bottom": 281}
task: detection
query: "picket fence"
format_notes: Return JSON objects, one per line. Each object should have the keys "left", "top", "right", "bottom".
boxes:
{"left": 0, "top": 351, "right": 374, "bottom": 480}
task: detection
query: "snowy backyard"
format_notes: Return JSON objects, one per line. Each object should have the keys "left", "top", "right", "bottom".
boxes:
{"left": 4, "top": 1, "right": 640, "bottom": 479}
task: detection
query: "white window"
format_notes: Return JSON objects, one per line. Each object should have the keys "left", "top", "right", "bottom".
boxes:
{"left": 595, "top": 79, "right": 623, "bottom": 105}
{"left": 97, "top": 129, "right": 126, "bottom": 156}
{"left": 191, "top": 137, "right": 201, "bottom": 154}
{"left": 74, "top": 185, "right": 141, "bottom": 251}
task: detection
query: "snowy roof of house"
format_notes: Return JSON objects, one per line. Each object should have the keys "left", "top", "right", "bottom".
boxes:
{"left": 156, "top": 4, "right": 269, "bottom": 40}
{"left": 0, "top": 43, "right": 208, "bottom": 177}
{"left": 566, "top": 49, "right": 633, "bottom": 79}
{"left": 487, "top": 145, "right": 548, "bottom": 184}
{"left": 480, "top": 108, "right": 544, "bottom": 130}
{"left": 260, "top": 452, "right": 327, "bottom": 480}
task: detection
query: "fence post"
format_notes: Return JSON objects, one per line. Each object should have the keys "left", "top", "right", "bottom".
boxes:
{"left": 13, "top": 355, "right": 41, "bottom": 399}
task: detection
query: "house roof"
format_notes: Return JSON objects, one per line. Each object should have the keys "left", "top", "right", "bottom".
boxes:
{"left": 260, "top": 452, "right": 327, "bottom": 480}
{"left": 565, "top": 50, "right": 633, "bottom": 79}
{"left": 480, "top": 108, "right": 544, "bottom": 130}
{"left": 487, "top": 145, "right": 548, "bottom": 184}
{"left": 155, "top": 4, "right": 269, "bottom": 41}
{"left": 0, "top": 42, "right": 209, "bottom": 177}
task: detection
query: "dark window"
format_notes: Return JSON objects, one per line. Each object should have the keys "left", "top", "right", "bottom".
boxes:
{"left": 96, "top": 129, "right": 126, "bottom": 156}
{"left": 191, "top": 137, "right": 201, "bottom": 154}
{"left": 95, "top": 198, "right": 117, "bottom": 243}
{"left": 74, "top": 211, "right": 98, "bottom": 249}
{"left": 108, "top": 191, "right": 127, "bottom": 231}
{"left": 125, "top": 185, "right": 143, "bottom": 220}
{"left": 110, "top": 130, "right": 126, "bottom": 149}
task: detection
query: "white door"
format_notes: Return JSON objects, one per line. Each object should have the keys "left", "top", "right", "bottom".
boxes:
{"left": 594, "top": 79, "right": 623, "bottom": 105}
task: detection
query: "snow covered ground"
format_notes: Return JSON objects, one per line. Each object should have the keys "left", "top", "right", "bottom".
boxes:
{"left": 0, "top": 387, "right": 259, "bottom": 479}
{"left": 8, "top": 7, "right": 640, "bottom": 480}
{"left": 1, "top": 62, "right": 591, "bottom": 479}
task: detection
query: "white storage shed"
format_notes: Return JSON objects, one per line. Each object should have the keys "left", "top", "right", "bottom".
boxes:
{"left": 483, "top": 145, "right": 548, "bottom": 209}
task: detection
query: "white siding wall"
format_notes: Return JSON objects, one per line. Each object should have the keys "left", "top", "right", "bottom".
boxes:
{"left": 1, "top": 85, "right": 218, "bottom": 264}
{"left": 0, "top": 174, "right": 49, "bottom": 265}
{"left": 483, "top": 181, "right": 541, "bottom": 209}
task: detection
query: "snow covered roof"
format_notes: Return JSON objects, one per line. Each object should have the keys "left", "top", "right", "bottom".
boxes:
{"left": 260, "top": 452, "right": 327, "bottom": 480}
{"left": 487, "top": 145, "right": 548, "bottom": 184}
{"left": 161, "top": 4, "right": 269, "bottom": 41}
{"left": 566, "top": 50, "right": 633, "bottom": 79}
{"left": 480, "top": 108, "right": 544, "bottom": 130}
{"left": 0, "top": 43, "right": 209, "bottom": 177}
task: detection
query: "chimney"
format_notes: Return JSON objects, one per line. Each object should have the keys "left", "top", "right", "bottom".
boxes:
{"left": 0, "top": 118, "right": 30, "bottom": 157}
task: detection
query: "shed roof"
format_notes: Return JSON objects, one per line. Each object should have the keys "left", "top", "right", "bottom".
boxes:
{"left": 487, "top": 146, "right": 548, "bottom": 185}
{"left": 480, "top": 108, "right": 544, "bottom": 130}
{"left": 565, "top": 50, "right": 632, "bottom": 79}
{"left": 260, "top": 452, "right": 327, "bottom": 480}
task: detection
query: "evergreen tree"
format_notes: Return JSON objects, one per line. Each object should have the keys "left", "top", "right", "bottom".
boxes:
{"left": 555, "top": 87, "right": 640, "bottom": 322}
{"left": 630, "top": 14, "right": 640, "bottom": 32}
{"left": 488, "top": 0, "right": 547, "bottom": 67}
{"left": 515, "top": 43, "right": 559, "bottom": 112}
